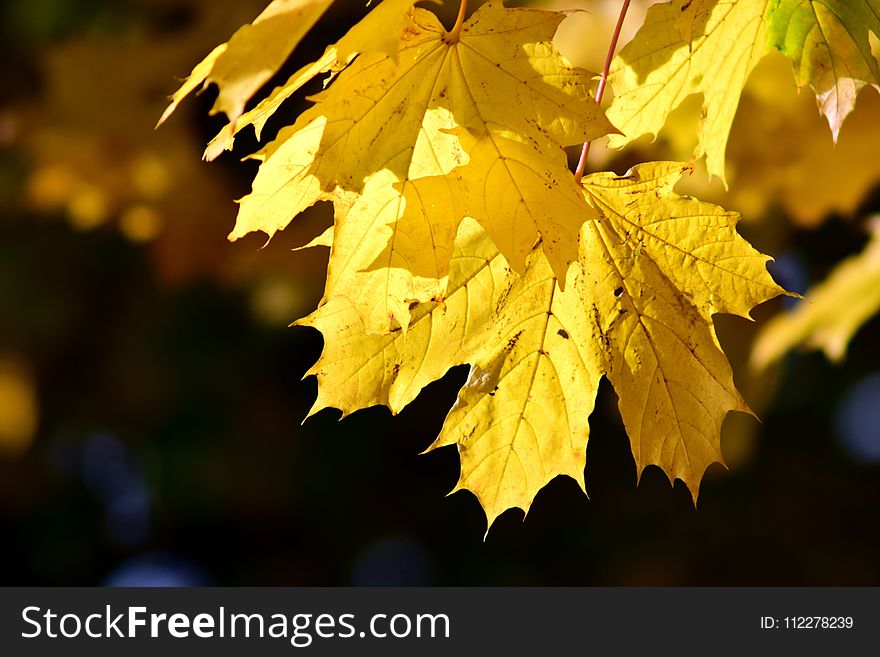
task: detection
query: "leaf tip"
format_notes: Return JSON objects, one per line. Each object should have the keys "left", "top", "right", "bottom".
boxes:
{"left": 824, "top": 111, "right": 844, "bottom": 145}
{"left": 155, "top": 103, "right": 175, "bottom": 129}
{"left": 302, "top": 401, "right": 325, "bottom": 424}
{"left": 481, "top": 505, "right": 520, "bottom": 542}
{"left": 686, "top": 480, "right": 701, "bottom": 509}
{"left": 299, "top": 360, "right": 320, "bottom": 382}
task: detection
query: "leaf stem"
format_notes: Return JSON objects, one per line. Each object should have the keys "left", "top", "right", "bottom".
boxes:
{"left": 574, "top": 0, "right": 631, "bottom": 183}
{"left": 445, "top": 0, "right": 468, "bottom": 43}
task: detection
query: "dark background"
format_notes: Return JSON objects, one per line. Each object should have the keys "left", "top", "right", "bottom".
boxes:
{"left": 1, "top": 0, "right": 879, "bottom": 586}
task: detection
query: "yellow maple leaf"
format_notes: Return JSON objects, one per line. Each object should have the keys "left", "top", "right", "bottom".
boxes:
{"left": 432, "top": 241, "right": 601, "bottom": 525}
{"left": 606, "top": 0, "right": 771, "bottom": 183}
{"left": 579, "top": 163, "right": 785, "bottom": 498}
{"left": 300, "top": 216, "right": 600, "bottom": 524}
{"left": 302, "top": 162, "right": 786, "bottom": 527}
{"left": 158, "top": 0, "right": 335, "bottom": 128}
{"left": 232, "top": 0, "right": 614, "bottom": 306}
{"left": 752, "top": 219, "right": 880, "bottom": 368}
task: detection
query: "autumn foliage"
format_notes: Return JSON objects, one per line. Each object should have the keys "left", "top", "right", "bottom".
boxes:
{"left": 160, "top": 0, "right": 880, "bottom": 530}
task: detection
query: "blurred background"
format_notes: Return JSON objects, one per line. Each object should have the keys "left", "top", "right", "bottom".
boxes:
{"left": 1, "top": 0, "right": 879, "bottom": 586}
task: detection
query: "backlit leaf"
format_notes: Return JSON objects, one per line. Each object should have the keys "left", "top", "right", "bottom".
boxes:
{"left": 304, "top": 162, "right": 785, "bottom": 526}
{"left": 580, "top": 163, "right": 784, "bottom": 497}
{"left": 766, "top": 0, "right": 880, "bottom": 140}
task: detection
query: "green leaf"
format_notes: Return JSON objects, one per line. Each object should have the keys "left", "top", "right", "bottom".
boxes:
{"left": 766, "top": 0, "right": 880, "bottom": 139}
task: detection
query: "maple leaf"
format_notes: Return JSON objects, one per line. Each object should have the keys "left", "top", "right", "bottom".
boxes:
{"left": 158, "top": 0, "right": 335, "bottom": 128}
{"left": 752, "top": 219, "right": 880, "bottom": 368}
{"left": 301, "top": 162, "right": 786, "bottom": 527}
{"left": 577, "top": 163, "right": 785, "bottom": 494}
{"left": 232, "top": 0, "right": 615, "bottom": 322}
{"left": 431, "top": 240, "right": 601, "bottom": 524}
{"left": 765, "top": 0, "right": 880, "bottom": 140}
{"left": 299, "top": 217, "right": 603, "bottom": 523}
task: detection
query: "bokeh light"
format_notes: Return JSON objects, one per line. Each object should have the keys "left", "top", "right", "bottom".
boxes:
{"left": 834, "top": 373, "right": 880, "bottom": 464}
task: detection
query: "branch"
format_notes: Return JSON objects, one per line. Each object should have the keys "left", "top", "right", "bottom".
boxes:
{"left": 574, "top": 0, "right": 631, "bottom": 183}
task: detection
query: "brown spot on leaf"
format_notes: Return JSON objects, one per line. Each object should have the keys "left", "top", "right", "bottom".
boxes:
{"left": 506, "top": 330, "right": 523, "bottom": 351}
